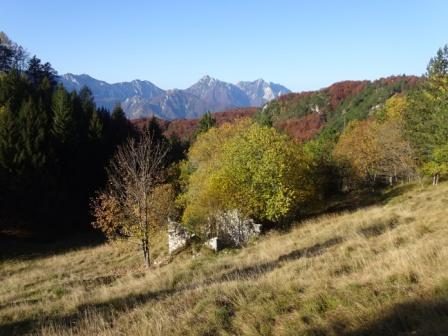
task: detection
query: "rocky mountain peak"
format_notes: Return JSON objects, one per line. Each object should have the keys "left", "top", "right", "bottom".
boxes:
{"left": 58, "top": 74, "right": 291, "bottom": 120}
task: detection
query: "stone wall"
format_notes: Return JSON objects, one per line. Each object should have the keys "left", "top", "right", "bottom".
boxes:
{"left": 204, "top": 237, "right": 219, "bottom": 252}
{"left": 168, "top": 219, "right": 191, "bottom": 254}
{"left": 167, "top": 210, "right": 262, "bottom": 254}
{"left": 213, "top": 209, "right": 262, "bottom": 247}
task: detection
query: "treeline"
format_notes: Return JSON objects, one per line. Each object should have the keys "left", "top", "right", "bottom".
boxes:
{"left": 0, "top": 33, "right": 134, "bottom": 236}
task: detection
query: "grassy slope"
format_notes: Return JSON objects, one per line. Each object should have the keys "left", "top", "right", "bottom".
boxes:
{"left": 1, "top": 183, "right": 448, "bottom": 336}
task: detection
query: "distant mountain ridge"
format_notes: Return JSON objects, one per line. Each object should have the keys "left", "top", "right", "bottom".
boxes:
{"left": 59, "top": 74, "right": 290, "bottom": 120}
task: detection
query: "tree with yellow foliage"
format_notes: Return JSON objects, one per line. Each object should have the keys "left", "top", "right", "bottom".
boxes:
{"left": 422, "top": 144, "right": 448, "bottom": 185}
{"left": 333, "top": 118, "right": 417, "bottom": 188}
{"left": 376, "top": 93, "right": 408, "bottom": 122}
{"left": 179, "top": 119, "right": 315, "bottom": 236}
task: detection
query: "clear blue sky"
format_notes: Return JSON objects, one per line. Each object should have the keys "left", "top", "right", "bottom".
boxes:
{"left": 1, "top": 0, "right": 447, "bottom": 91}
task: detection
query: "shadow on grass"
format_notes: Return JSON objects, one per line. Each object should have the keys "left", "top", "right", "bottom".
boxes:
{"left": 300, "top": 183, "right": 418, "bottom": 224}
{"left": 338, "top": 298, "right": 448, "bottom": 336}
{"left": 4, "top": 289, "right": 447, "bottom": 336}
{"left": 0, "top": 237, "right": 343, "bottom": 335}
{"left": 213, "top": 236, "right": 343, "bottom": 283}
{"left": 0, "top": 232, "right": 105, "bottom": 262}
{"left": 0, "top": 286, "right": 178, "bottom": 336}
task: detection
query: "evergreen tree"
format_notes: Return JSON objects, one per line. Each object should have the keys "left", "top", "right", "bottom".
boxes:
{"left": 166, "top": 134, "right": 187, "bottom": 164}
{"left": 52, "top": 84, "right": 76, "bottom": 145}
{"left": 0, "top": 32, "right": 28, "bottom": 71}
{"left": 0, "top": 69, "right": 31, "bottom": 113}
{"left": 0, "top": 105, "right": 18, "bottom": 172}
{"left": 0, "top": 41, "right": 126, "bottom": 235}
{"left": 111, "top": 103, "right": 126, "bottom": 122}
{"left": 26, "top": 56, "right": 57, "bottom": 88}
{"left": 145, "top": 116, "right": 165, "bottom": 143}
{"left": 76, "top": 86, "right": 96, "bottom": 139}
{"left": 110, "top": 103, "right": 130, "bottom": 146}
{"left": 427, "top": 45, "right": 448, "bottom": 78}
{"left": 195, "top": 111, "right": 216, "bottom": 137}
{"left": 405, "top": 45, "right": 448, "bottom": 162}
{"left": 88, "top": 110, "right": 103, "bottom": 141}
{"left": 256, "top": 108, "right": 273, "bottom": 127}
{"left": 79, "top": 86, "right": 95, "bottom": 117}
{"left": 16, "top": 96, "right": 50, "bottom": 173}
{"left": 0, "top": 33, "right": 14, "bottom": 72}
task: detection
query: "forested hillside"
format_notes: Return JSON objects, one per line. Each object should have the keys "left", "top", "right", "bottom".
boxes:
{"left": 256, "top": 76, "right": 420, "bottom": 140}
{"left": 0, "top": 33, "right": 179, "bottom": 237}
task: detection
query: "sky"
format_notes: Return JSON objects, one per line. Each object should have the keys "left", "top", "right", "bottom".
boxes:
{"left": 1, "top": 0, "right": 447, "bottom": 92}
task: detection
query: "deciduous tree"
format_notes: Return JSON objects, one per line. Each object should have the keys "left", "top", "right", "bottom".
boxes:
{"left": 180, "top": 119, "right": 315, "bottom": 236}
{"left": 92, "top": 130, "right": 169, "bottom": 267}
{"left": 422, "top": 144, "right": 448, "bottom": 185}
{"left": 333, "top": 119, "right": 417, "bottom": 188}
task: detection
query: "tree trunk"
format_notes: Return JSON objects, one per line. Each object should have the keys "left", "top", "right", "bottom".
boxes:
{"left": 142, "top": 236, "right": 150, "bottom": 268}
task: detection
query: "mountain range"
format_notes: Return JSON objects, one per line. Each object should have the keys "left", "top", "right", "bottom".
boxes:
{"left": 59, "top": 74, "right": 290, "bottom": 120}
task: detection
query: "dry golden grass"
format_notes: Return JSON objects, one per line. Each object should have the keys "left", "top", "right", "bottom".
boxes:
{"left": 1, "top": 182, "right": 448, "bottom": 335}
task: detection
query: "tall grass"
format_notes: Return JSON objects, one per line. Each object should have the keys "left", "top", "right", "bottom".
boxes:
{"left": 1, "top": 182, "right": 448, "bottom": 335}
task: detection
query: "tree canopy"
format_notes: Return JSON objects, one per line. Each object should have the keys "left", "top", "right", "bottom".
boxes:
{"left": 180, "top": 119, "right": 316, "bottom": 234}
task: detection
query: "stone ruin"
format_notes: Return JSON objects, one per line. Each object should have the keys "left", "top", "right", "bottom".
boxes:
{"left": 168, "top": 218, "right": 192, "bottom": 254}
{"left": 167, "top": 210, "right": 262, "bottom": 253}
{"left": 204, "top": 237, "right": 219, "bottom": 252}
{"left": 212, "top": 209, "right": 262, "bottom": 248}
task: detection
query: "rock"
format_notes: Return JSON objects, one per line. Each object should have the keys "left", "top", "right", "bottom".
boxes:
{"left": 214, "top": 209, "right": 262, "bottom": 247}
{"left": 153, "top": 255, "right": 172, "bottom": 267}
{"left": 204, "top": 237, "right": 219, "bottom": 252}
{"left": 168, "top": 219, "right": 192, "bottom": 254}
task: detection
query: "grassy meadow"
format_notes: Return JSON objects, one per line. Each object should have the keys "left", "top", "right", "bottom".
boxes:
{"left": 1, "top": 182, "right": 448, "bottom": 335}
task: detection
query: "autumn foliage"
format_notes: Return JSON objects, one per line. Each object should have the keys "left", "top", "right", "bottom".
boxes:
{"left": 179, "top": 119, "right": 316, "bottom": 233}
{"left": 131, "top": 107, "right": 257, "bottom": 142}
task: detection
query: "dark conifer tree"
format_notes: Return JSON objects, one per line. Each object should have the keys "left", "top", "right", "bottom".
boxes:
{"left": 26, "top": 56, "right": 57, "bottom": 88}
{"left": 79, "top": 86, "right": 95, "bottom": 117}
{"left": 0, "top": 35, "right": 14, "bottom": 72}
{"left": 16, "top": 96, "right": 50, "bottom": 173}
{"left": 145, "top": 116, "right": 165, "bottom": 143}
{"left": 110, "top": 103, "right": 130, "bottom": 146}
{"left": 52, "top": 84, "right": 76, "bottom": 145}
{"left": 89, "top": 110, "right": 103, "bottom": 141}
{"left": 194, "top": 111, "right": 216, "bottom": 137}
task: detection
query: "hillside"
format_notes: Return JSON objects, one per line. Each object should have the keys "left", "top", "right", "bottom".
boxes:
{"left": 257, "top": 76, "right": 420, "bottom": 141}
{"left": 1, "top": 182, "right": 448, "bottom": 335}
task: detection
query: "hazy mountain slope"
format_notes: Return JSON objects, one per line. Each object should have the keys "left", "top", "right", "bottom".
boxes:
{"left": 59, "top": 74, "right": 165, "bottom": 111}
{"left": 122, "top": 89, "right": 207, "bottom": 120}
{"left": 237, "top": 78, "right": 290, "bottom": 105}
{"left": 59, "top": 74, "right": 291, "bottom": 119}
{"left": 185, "top": 75, "right": 251, "bottom": 112}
